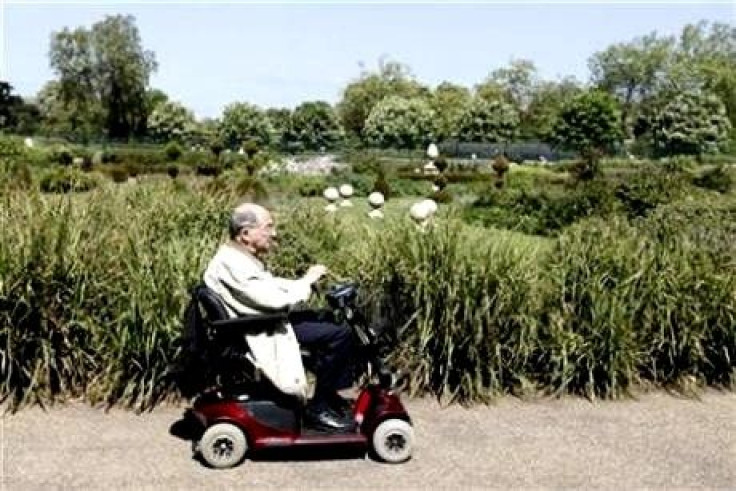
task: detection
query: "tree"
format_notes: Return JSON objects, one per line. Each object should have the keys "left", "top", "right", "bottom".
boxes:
{"left": 551, "top": 90, "right": 623, "bottom": 156}
{"left": 0, "top": 81, "right": 22, "bottom": 128}
{"left": 483, "top": 59, "right": 538, "bottom": 110}
{"left": 145, "top": 88, "right": 169, "bottom": 115}
{"left": 147, "top": 100, "right": 196, "bottom": 143}
{"left": 265, "top": 107, "right": 292, "bottom": 148}
{"left": 589, "top": 32, "right": 674, "bottom": 137}
{"left": 0, "top": 81, "right": 41, "bottom": 134}
{"left": 287, "top": 101, "right": 343, "bottom": 151}
{"left": 524, "top": 77, "right": 583, "bottom": 141}
{"left": 364, "top": 96, "right": 435, "bottom": 149}
{"left": 668, "top": 21, "right": 736, "bottom": 130}
{"left": 455, "top": 98, "right": 520, "bottom": 143}
{"left": 651, "top": 91, "right": 731, "bottom": 157}
{"left": 430, "top": 82, "right": 472, "bottom": 141}
{"left": 337, "top": 58, "right": 429, "bottom": 139}
{"left": 49, "top": 14, "right": 157, "bottom": 140}
{"left": 219, "top": 102, "right": 273, "bottom": 149}
{"left": 36, "top": 80, "right": 103, "bottom": 138}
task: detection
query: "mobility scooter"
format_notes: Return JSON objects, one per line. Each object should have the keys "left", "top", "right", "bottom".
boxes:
{"left": 177, "top": 281, "right": 414, "bottom": 469}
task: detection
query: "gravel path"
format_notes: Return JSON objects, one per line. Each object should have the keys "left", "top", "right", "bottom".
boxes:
{"left": 3, "top": 391, "right": 735, "bottom": 489}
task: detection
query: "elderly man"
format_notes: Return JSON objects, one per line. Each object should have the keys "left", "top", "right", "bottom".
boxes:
{"left": 203, "top": 203, "right": 355, "bottom": 432}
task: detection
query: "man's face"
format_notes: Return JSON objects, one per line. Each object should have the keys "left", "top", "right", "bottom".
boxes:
{"left": 240, "top": 211, "right": 277, "bottom": 254}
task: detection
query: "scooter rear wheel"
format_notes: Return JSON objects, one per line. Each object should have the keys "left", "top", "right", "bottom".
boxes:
{"left": 371, "top": 419, "right": 414, "bottom": 463}
{"left": 197, "top": 422, "right": 248, "bottom": 469}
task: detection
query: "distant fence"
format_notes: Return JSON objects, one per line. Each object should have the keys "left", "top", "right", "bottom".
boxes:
{"left": 437, "top": 141, "right": 577, "bottom": 162}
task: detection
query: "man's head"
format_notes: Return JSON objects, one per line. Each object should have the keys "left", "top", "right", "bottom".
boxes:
{"left": 229, "top": 203, "right": 276, "bottom": 255}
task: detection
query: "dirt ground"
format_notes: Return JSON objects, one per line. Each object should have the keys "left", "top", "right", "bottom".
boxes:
{"left": 2, "top": 391, "right": 735, "bottom": 489}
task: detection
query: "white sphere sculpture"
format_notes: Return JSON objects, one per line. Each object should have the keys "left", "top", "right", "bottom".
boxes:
{"left": 339, "top": 184, "right": 354, "bottom": 207}
{"left": 324, "top": 187, "right": 340, "bottom": 212}
{"left": 427, "top": 143, "right": 439, "bottom": 159}
{"left": 409, "top": 201, "right": 432, "bottom": 223}
{"left": 323, "top": 187, "right": 339, "bottom": 202}
{"left": 421, "top": 198, "right": 438, "bottom": 216}
{"left": 368, "top": 192, "right": 385, "bottom": 209}
{"left": 339, "top": 184, "right": 354, "bottom": 198}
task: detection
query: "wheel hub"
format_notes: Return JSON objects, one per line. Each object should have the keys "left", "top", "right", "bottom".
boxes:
{"left": 385, "top": 433, "right": 406, "bottom": 453}
{"left": 213, "top": 437, "right": 234, "bottom": 458}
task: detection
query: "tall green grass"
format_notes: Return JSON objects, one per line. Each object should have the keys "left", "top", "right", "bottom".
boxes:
{"left": 1, "top": 180, "right": 734, "bottom": 410}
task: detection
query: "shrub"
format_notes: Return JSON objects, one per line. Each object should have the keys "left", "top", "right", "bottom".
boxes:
{"left": 39, "top": 168, "right": 98, "bottom": 193}
{"left": 430, "top": 189, "right": 453, "bottom": 203}
{"left": 196, "top": 162, "right": 223, "bottom": 177}
{"left": 108, "top": 166, "right": 129, "bottom": 183}
{"left": 434, "top": 156, "right": 448, "bottom": 173}
{"left": 167, "top": 165, "right": 180, "bottom": 179}
{"left": 466, "top": 182, "right": 616, "bottom": 236}
{"left": 243, "top": 140, "right": 260, "bottom": 158}
{"left": 294, "top": 177, "right": 327, "bottom": 197}
{"left": 124, "top": 162, "right": 141, "bottom": 178}
{"left": 692, "top": 166, "right": 732, "bottom": 194}
{"left": 351, "top": 153, "right": 382, "bottom": 175}
{"left": 164, "top": 141, "right": 183, "bottom": 162}
{"left": 373, "top": 171, "right": 391, "bottom": 199}
{"left": 235, "top": 175, "right": 269, "bottom": 202}
{"left": 209, "top": 138, "right": 225, "bottom": 158}
{"left": 0, "top": 137, "right": 33, "bottom": 191}
{"left": 50, "top": 145, "right": 74, "bottom": 166}
{"left": 433, "top": 174, "right": 448, "bottom": 191}
{"left": 613, "top": 166, "right": 690, "bottom": 218}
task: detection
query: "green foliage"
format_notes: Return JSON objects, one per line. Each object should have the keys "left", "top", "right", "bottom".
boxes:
{"left": 49, "top": 14, "right": 157, "bottom": 140}
{"left": 430, "top": 189, "right": 453, "bottom": 203}
{"left": 166, "top": 165, "right": 179, "bottom": 179}
{"left": 429, "top": 82, "right": 472, "bottom": 141}
{"left": 337, "top": 58, "right": 429, "bottom": 138}
{"left": 108, "top": 166, "right": 129, "bottom": 183}
{"left": 466, "top": 182, "right": 616, "bottom": 236}
{"left": 613, "top": 166, "right": 690, "bottom": 217}
{"left": 456, "top": 98, "right": 520, "bottom": 143}
{"left": 373, "top": 171, "right": 391, "bottom": 199}
{"left": 364, "top": 96, "right": 436, "bottom": 150}
{"left": 552, "top": 90, "right": 623, "bottom": 155}
{"left": 147, "top": 100, "right": 196, "bottom": 143}
{"left": 285, "top": 101, "right": 344, "bottom": 151}
{"left": 243, "top": 140, "right": 260, "bottom": 158}
{"left": 0, "top": 136, "right": 33, "bottom": 190}
{"left": 219, "top": 102, "right": 274, "bottom": 149}
{"left": 39, "top": 167, "right": 99, "bottom": 193}
{"left": 692, "top": 165, "right": 733, "bottom": 193}
{"left": 163, "top": 141, "right": 183, "bottom": 162}
{"left": 0, "top": 181, "right": 734, "bottom": 408}
{"left": 651, "top": 91, "right": 731, "bottom": 157}
{"left": 50, "top": 145, "right": 74, "bottom": 166}
{"left": 196, "top": 162, "right": 222, "bottom": 177}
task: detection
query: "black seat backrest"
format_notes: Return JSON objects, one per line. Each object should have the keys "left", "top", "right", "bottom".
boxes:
{"left": 194, "top": 284, "right": 230, "bottom": 322}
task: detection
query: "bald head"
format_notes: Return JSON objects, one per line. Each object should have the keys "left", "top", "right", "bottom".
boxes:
{"left": 229, "top": 203, "right": 277, "bottom": 255}
{"left": 229, "top": 203, "right": 270, "bottom": 239}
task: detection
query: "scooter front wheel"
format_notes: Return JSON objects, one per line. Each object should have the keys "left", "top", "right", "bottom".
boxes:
{"left": 371, "top": 419, "right": 414, "bottom": 463}
{"left": 197, "top": 422, "right": 248, "bottom": 469}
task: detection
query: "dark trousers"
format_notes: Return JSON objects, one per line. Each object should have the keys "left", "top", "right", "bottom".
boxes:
{"left": 291, "top": 320, "right": 354, "bottom": 405}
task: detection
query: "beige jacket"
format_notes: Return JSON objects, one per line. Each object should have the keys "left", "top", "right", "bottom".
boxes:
{"left": 203, "top": 241, "right": 309, "bottom": 400}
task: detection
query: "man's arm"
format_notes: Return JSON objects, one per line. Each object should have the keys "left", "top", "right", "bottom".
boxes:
{"left": 219, "top": 265, "right": 312, "bottom": 312}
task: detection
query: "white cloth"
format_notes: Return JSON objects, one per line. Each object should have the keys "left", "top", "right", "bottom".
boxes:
{"left": 203, "top": 242, "right": 310, "bottom": 400}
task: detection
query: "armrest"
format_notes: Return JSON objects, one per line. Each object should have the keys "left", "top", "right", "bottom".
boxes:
{"left": 210, "top": 312, "right": 288, "bottom": 332}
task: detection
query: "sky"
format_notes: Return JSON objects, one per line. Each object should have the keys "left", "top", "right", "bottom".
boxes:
{"left": 2, "top": 1, "right": 734, "bottom": 119}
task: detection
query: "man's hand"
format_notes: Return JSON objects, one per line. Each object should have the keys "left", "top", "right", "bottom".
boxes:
{"left": 304, "top": 264, "right": 328, "bottom": 284}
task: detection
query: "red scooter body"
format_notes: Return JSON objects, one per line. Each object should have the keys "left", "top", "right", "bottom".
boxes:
{"left": 190, "top": 383, "right": 410, "bottom": 451}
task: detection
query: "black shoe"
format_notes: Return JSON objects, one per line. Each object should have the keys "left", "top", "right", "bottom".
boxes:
{"left": 327, "top": 393, "right": 354, "bottom": 416}
{"left": 304, "top": 404, "right": 355, "bottom": 432}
